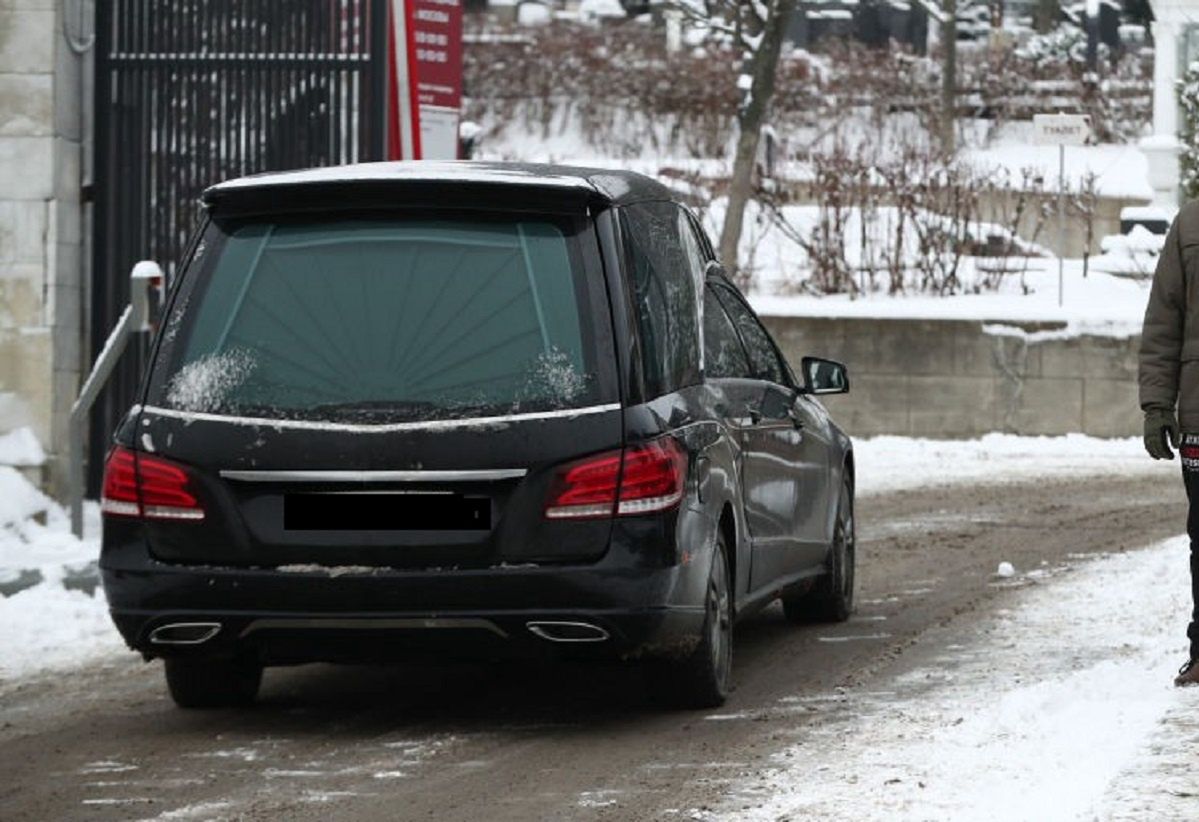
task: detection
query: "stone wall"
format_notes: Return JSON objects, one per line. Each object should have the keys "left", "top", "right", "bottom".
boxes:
{"left": 0, "top": 1, "right": 88, "bottom": 493}
{"left": 762, "top": 315, "right": 1141, "bottom": 438}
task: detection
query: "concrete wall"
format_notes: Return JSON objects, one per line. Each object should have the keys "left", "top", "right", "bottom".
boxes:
{"left": 762, "top": 315, "right": 1142, "bottom": 438}
{"left": 0, "top": 0, "right": 88, "bottom": 493}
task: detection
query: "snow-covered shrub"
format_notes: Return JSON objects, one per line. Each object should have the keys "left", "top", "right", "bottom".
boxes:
{"left": 1179, "top": 61, "right": 1199, "bottom": 203}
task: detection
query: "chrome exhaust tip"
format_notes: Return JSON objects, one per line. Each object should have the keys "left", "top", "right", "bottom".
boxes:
{"left": 526, "top": 621, "right": 610, "bottom": 643}
{"left": 149, "top": 622, "right": 222, "bottom": 645}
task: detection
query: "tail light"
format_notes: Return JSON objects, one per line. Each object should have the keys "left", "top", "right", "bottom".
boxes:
{"left": 545, "top": 437, "right": 688, "bottom": 520}
{"left": 101, "top": 445, "right": 205, "bottom": 522}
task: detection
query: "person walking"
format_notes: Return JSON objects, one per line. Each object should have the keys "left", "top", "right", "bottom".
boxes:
{"left": 1140, "top": 203, "right": 1199, "bottom": 686}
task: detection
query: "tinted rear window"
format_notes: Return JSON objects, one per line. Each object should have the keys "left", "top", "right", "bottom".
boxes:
{"left": 149, "top": 215, "right": 611, "bottom": 423}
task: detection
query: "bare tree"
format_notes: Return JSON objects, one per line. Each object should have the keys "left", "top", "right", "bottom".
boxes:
{"left": 941, "top": 0, "right": 957, "bottom": 153}
{"left": 666, "top": 0, "right": 797, "bottom": 273}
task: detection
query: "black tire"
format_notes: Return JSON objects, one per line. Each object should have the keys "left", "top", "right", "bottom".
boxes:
{"left": 164, "top": 657, "right": 263, "bottom": 709}
{"left": 783, "top": 475, "right": 855, "bottom": 624}
{"left": 647, "top": 535, "right": 733, "bottom": 710}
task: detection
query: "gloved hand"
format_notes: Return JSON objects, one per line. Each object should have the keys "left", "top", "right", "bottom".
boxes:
{"left": 1144, "top": 407, "right": 1180, "bottom": 460}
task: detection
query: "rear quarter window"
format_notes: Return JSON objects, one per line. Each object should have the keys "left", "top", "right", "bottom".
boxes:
{"left": 619, "top": 201, "right": 701, "bottom": 399}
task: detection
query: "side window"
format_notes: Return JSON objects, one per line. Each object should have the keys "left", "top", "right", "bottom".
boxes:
{"left": 713, "top": 285, "right": 789, "bottom": 386}
{"left": 620, "top": 202, "right": 701, "bottom": 398}
{"left": 703, "top": 288, "right": 752, "bottom": 379}
{"left": 676, "top": 207, "right": 708, "bottom": 370}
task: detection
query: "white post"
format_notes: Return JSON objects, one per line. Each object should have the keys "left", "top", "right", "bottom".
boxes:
{"left": 1142, "top": 13, "right": 1184, "bottom": 208}
{"left": 665, "top": 9, "right": 682, "bottom": 54}
{"left": 1153, "top": 20, "right": 1180, "bottom": 140}
{"left": 1058, "top": 143, "right": 1065, "bottom": 308}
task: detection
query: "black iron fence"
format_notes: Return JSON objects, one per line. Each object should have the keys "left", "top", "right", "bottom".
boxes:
{"left": 90, "top": 0, "right": 390, "bottom": 490}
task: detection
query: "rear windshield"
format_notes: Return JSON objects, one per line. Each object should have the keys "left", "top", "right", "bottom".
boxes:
{"left": 148, "top": 215, "right": 611, "bottom": 423}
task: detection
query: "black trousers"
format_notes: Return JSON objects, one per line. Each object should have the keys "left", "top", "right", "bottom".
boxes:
{"left": 1183, "top": 435, "right": 1199, "bottom": 659}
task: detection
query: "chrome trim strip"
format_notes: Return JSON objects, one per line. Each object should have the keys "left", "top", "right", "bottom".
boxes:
{"left": 140, "top": 402, "right": 621, "bottom": 433}
{"left": 219, "top": 468, "right": 528, "bottom": 483}
{"left": 526, "top": 620, "right": 611, "bottom": 643}
{"left": 149, "top": 622, "right": 222, "bottom": 645}
{"left": 238, "top": 617, "right": 508, "bottom": 639}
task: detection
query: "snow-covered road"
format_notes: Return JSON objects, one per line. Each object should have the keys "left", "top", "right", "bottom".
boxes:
{"left": 0, "top": 437, "right": 1192, "bottom": 821}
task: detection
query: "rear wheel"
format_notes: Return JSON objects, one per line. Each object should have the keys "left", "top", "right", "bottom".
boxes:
{"left": 647, "top": 535, "right": 732, "bottom": 709}
{"left": 783, "top": 476, "right": 855, "bottom": 624}
{"left": 164, "top": 657, "right": 262, "bottom": 709}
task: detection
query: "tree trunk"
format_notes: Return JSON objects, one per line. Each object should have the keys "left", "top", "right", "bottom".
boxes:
{"left": 1033, "top": 0, "right": 1059, "bottom": 33}
{"left": 717, "top": 0, "right": 796, "bottom": 274}
{"left": 940, "top": 0, "right": 957, "bottom": 154}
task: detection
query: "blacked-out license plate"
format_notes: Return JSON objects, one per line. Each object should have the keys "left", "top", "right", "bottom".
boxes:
{"left": 283, "top": 493, "right": 491, "bottom": 531}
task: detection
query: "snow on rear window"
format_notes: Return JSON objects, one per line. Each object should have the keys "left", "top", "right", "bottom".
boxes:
{"left": 165, "top": 349, "right": 256, "bottom": 414}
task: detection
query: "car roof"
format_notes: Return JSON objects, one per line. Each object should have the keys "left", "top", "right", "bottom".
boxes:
{"left": 202, "top": 161, "right": 678, "bottom": 213}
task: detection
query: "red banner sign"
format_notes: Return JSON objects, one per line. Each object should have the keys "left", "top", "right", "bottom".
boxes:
{"left": 388, "top": 0, "right": 463, "bottom": 161}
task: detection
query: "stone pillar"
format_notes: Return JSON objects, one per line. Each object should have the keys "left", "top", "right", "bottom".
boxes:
{"left": 1142, "top": 4, "right": 1186, "bottom": 209}
{"left": 0, "top": 0, "right": 89, "bottom": 496}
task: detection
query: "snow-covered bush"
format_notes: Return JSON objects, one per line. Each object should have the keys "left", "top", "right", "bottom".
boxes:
{"left": 1179, "top": 61, "right": 1199, "bottom": 203}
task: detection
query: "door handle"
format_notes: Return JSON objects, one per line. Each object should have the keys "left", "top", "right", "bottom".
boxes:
{"left": 748, "top": 406, "right": 763, "bottom": 425}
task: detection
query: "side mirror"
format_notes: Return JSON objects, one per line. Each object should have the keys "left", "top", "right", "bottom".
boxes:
{"left": 801, "top": 357, "right": 849, "bottom": 395}
{"left": 705, "top": 260, "right": 727, "bottom": 280}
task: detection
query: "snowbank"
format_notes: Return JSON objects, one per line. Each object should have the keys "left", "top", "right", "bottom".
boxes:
{"left": 750, "top": 257, "right": 1150, "bottom": 332}
{"left": 0, "top": 468, "right": 123, "bottom": 683}
{"left": 853, "top": 433, "right": 1168, "bottom": 496}
{"left": 0, "top": 426, "right": 45, "bottom": 467}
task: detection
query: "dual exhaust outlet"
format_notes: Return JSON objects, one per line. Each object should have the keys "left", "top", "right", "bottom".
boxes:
{"left": 147, "top": 619, "right": 610, "bottom": 645}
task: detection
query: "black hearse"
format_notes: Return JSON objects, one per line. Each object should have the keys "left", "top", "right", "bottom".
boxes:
{"left": 99, "top": 162, "right": 854, "bottom": 709}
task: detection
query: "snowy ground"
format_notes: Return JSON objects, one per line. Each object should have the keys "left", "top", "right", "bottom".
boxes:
{"left": 712, "top": 536, "right": 1199, "bottom": 821}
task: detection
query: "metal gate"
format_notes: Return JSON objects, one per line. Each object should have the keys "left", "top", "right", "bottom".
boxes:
{"left": 91, "top": 0, "right": 390, "bottom": 490}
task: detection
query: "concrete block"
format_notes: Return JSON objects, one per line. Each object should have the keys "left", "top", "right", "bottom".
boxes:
{"left": 907, "top": 375, "right": 998, "bottom": 436}
{"left": 0, "top": 10, "right": 55, "bottom": 73}
{"left": 836, "top": 318, "right": 957, "bottom": 376}
{"left": 50, "top": 367, "right": 78, "bottom": 417}
{"left": 1037, "top": 336, "right": 1086, "bottom": 379}
{"left": 1082, "top": 378, "right": 1141, "bottom": 438}
{"left": 0, "top": 199, "right": 46, "bottom": 265}
{"left": 762, "top": 316, "right": 842, "bottom": 368}
{"left": 50, "top": 313, "right": 82, "bottom": 370}
{"left": 51, "top": 197, "right": 82, "bottom": 247}
{"left": 52, "top": 136, "right": 80, "bottom": 200}
{"left": 0, "top": 72, "right": 50, "bottom": 135}
{"left": 1012, "top": 376, "right": 1085, "bottom": 435}
{"left": 0, "top": 274, "right": 40, "bottom": 325}
{"left": 0, "top": 330, "right": 18, "bottom": 385}
{"left": 0, "top": 1, "right": 57, "bottom": 10}
{"left": 48, "top": 273, "right": 81, "bottom": 330}
{"left": 52, "top": 25, "right": 82, "bottom": 140}
{"left": 826, "top": 374, "right": 910, "bottom": 437}
{"left": 10, "top": 328, "right": 51, "bottom": 443}
{"left": 1080, "top": 335, "right": 1139, "bottom": 382}
{"left": 0, "top": 136, "right": 52, "bottom": 198}
{"left": 952, "top": 323, "right": 1001, "bottom": 378}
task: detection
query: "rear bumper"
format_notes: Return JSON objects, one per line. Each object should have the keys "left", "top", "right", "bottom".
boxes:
{"left": 100, "top": 540, "right": 709, "bottom": 664}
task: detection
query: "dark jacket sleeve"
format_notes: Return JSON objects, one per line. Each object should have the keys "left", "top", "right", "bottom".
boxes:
{"left": 1139, "top": 217, "right": 1186, "bottom": 412}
